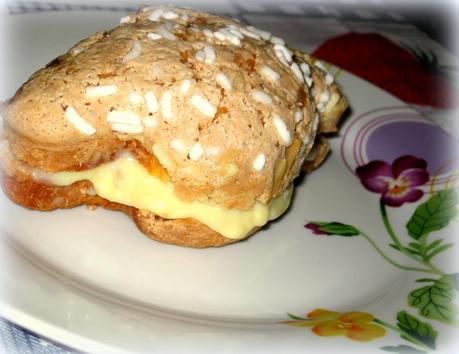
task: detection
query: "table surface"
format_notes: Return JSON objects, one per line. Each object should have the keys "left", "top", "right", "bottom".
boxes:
{"left": 1, "top": 1, "right": 457, "bottom": 353}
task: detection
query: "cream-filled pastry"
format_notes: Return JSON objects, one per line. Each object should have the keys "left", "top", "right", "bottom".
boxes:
{"left": 0, "top": 6, "right": 347, "bottom": 247}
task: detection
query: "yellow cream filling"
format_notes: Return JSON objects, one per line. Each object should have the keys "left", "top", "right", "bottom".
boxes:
{"left": 48, "top": 155, "right": 293, "bottom": 239}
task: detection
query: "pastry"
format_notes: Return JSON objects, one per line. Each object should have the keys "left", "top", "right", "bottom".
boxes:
{"left": 0, "top": 6, "right": 347, "bottom": 247}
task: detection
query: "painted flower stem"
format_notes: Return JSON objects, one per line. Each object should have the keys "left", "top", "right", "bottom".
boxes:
{"left": 380, "top": 201, "right": 403, "bottom": 250}
{"left": 359, "top": 232, "right": 436, "bottom": 274}
{"left": 374, "top": 318, "right": 432, "bottom": 352}
{"left": 379, "top": 201, "right": 444, "bottom": 276}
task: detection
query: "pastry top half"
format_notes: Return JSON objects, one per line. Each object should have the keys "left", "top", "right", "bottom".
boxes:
{"left": 2, "top": 6, "right": 347, "bottom": 240}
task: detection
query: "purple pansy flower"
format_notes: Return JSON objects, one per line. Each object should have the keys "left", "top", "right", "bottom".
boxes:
{"left": 355, "top": 155, "right": 429, "bottom": 207}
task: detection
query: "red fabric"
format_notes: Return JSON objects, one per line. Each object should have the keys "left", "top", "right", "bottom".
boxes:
{"left": 312, "top": 32, "right": 456, "bottom": 108}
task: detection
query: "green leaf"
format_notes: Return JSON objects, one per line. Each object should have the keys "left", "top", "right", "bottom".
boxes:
{"left": 406, "top": 189, "right": 458, "bottom": 240}
{"left": 313, "top": 222, "right": 360, "bottom": 237}
{"left": 408, "top": 242, "right": 423, "bottom": 250}
{"left": 426, "top": 243, "right": 454, "bottom": 261}
{"left": 409, "top": 275, "right": 458, "bottom": 325}
{"left": 396, "top": 311, "right": 437, "bottom": 349}
{"left": 287, "top": 312, "right": 307, "bottom": 320}
{"left": 402, "top": 247, "right": 422, "bottom": 257}
{"left": 415, "top": 278, "right": 436, "bottom": 283}
{"left": 390, "top": 243, "right": 402, "bottom": 251}
{"left": 381, "top": 345, "right": 426, "bottom": 354}
{"left": 400, "top": 334, "right": 419, "bottom": 347}
{"left": 425, "top": 239, "right": 443, "bottom": 252}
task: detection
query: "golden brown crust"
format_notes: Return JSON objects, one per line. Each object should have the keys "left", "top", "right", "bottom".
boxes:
{"left": 131, "top": 210, "right": 237, "bottom": 248}
{"left": 317, "top": 84, "right": 348, "bottom": 134}
{"left": 302, "top": 135, "right": 332, "bottom": 173}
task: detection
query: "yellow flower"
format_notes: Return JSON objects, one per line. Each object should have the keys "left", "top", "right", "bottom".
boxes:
{"left": 281, "top": 308, "right": 386, "bottom": 342}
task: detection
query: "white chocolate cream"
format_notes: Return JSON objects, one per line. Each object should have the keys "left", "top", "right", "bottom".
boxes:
{"left": 48, "top": 155, "right": 293, "bottom": 239}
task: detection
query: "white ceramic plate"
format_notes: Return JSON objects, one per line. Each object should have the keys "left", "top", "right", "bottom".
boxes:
{"left": 1, "top": 10, "right": 458, "bottom": 354}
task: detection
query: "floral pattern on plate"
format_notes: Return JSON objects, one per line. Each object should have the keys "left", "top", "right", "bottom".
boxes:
{"left": 283, "top": 107, "right": 459, "bottom": 354}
